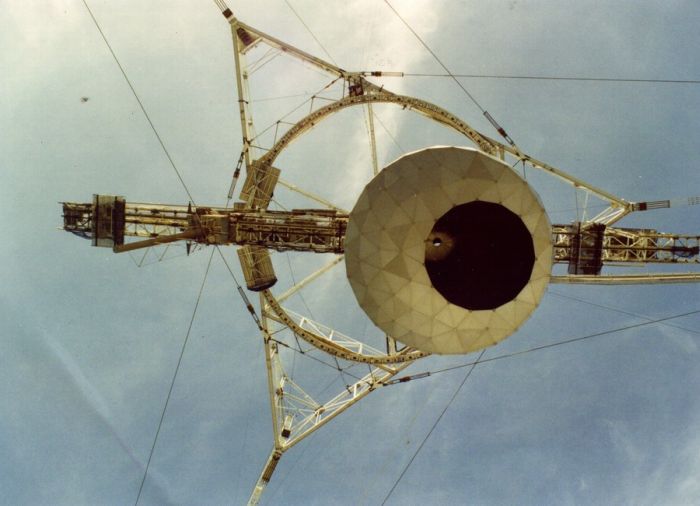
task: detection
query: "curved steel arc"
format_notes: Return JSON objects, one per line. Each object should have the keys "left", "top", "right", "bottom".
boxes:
{"left": 248, "top": 84, "right": 630, "bottom": 221}
{"left": 246, "top": 86, "right": 492, "bottom": 364}
{"left": 250, "top": 87, "right": 498, "bottom": 172}
{"left": 262, "top": 289, "right": 429, "bottom": 364}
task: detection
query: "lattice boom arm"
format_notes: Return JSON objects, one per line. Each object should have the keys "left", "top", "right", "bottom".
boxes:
{"left": 61, "top": 197, "right": 347, "bottom": 253}
{"left": 553, "top": 223, "right": 699, "bottom": 276}
{"left": 62, "top": 199, "right": 698, "bottom": 270}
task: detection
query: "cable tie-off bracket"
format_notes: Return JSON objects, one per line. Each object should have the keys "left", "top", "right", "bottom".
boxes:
{"left": 385, "top": 371, "right": 431, "bottom": 386}
{"left": 484, "top": 110, "right": 517, "bottom": 147}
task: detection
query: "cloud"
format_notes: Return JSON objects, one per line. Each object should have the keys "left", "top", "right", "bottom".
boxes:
{"left": 6, "top": 322, "right": 174, "bottom": 504}
{"left": 606, "top": 414, "right": 700, "bottom": 505}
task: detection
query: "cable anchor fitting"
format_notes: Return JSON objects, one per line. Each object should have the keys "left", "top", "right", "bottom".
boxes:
{"left": 484, "top": 110, "right": 517, "bottom": 148}
{"left": 384, "top": 371, "right": 431, "bottom": 386}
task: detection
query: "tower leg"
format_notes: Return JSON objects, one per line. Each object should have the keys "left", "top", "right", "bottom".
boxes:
{"left": 247, "top": 448, "right": 282, "bottom": 506}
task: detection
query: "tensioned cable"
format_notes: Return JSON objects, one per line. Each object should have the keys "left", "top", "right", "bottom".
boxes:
{"left": 405, "top": 73, "right": 700, "bottom": 85}
{"left": 382, "top": 0, "right": 484, "bottom": 113}
{"left": 283, "top": 251, "right": 344, "bottom": 379}
{"left": 360, "top": 363, "right": 438, "bottom": 506}
{"left": 214, "top": 247, "right": 362, "bottom": 379}
{"left": 134, "top": 248, "right": 215, "bottom": 505}
{"left": 225, "top": 4, "right": 387, "bottom": 385}
{"left": 265, "top": 372, "right": 357, "bottom": 502}
{"left": 213, "top": 0, "right": 228, "bottom": 13}
{"left": 266, "top": 363, "right": 373, "bottom": 503}
{"left": 420, "top": 307, "right": 700, "bottom": 379}
{"left": 265, "top": 432, "right": 319, "bottom": 502}
{"left": 248, "top": 77, "right": 343, "bottom": 144}
{"left": 379, "top": 307, "right": 700, "bottom": 503}
{"left": 284, "top": 0, "right": 338, "bottom": 66}
{"left": 81, "top": 2, "right": 208, "bottom": 502}
{"left": 251, "top": 92, "right": 329, "bottom": 103}
{"left": 550, "top": 291, "right": 700, "bottom": 336}
{"left": 380, "top": 349, "right": 487, "bottom": 505}
{"left": 83, "top": 1, "right": 360, "bottom": 499}
{"left": 271, "top": 3, "right": 381, "bottom": 385}
{"left": 81, "top": 0, "right": 196, "bottom": 204}
{"left": 285, "top": 253, "right": 316, "bottom": 321}
{"left": 268, "top": 335, "right": 364, "bottom": 381}
{"left": 383, "top": 0, "right": 517, "bottom": 147}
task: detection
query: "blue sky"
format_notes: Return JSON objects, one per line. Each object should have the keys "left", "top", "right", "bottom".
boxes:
{"left": 2, "top": 1, "right": 700, "bottom": 504}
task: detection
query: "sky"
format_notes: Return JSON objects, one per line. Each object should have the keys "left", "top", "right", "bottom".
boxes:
{"left": 2, "top": 0, "right": 700, "bottom": 505}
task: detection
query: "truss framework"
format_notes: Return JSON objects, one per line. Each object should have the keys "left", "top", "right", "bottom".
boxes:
{"left": 209, "top": 7, "right": 700, "bottom": 503}
{"left": 248, "top": 300, "right": 414, "bottom": 504}
{"left": 62, "top": 3, "right": 700, "bottom": 504}
{"left": 61, "top": 204, "right": 699, "bottom": 270}
{"left": 213, "top": 6, "right": 700, "bottom": 502}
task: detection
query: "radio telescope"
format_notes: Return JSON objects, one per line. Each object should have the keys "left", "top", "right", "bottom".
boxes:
{"left": 59, "top": 2, "right": 700, "bottom": 504}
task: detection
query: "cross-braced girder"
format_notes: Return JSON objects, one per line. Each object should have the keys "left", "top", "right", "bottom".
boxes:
{"left": 61, "top": 3, "right": 700, "bottom": 504}
{"left": 63, "top": 199, "right": 700, "bottom": 271}
{"left": 247, "top": 295, "right": 416, "bottom": 506}
{"left": 553, "top": 224, "right": 700, "bottom": 267}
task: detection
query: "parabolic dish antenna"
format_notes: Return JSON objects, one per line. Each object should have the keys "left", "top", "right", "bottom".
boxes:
{"left": 345, "top": 146, "right": 553, "bottom": 354}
